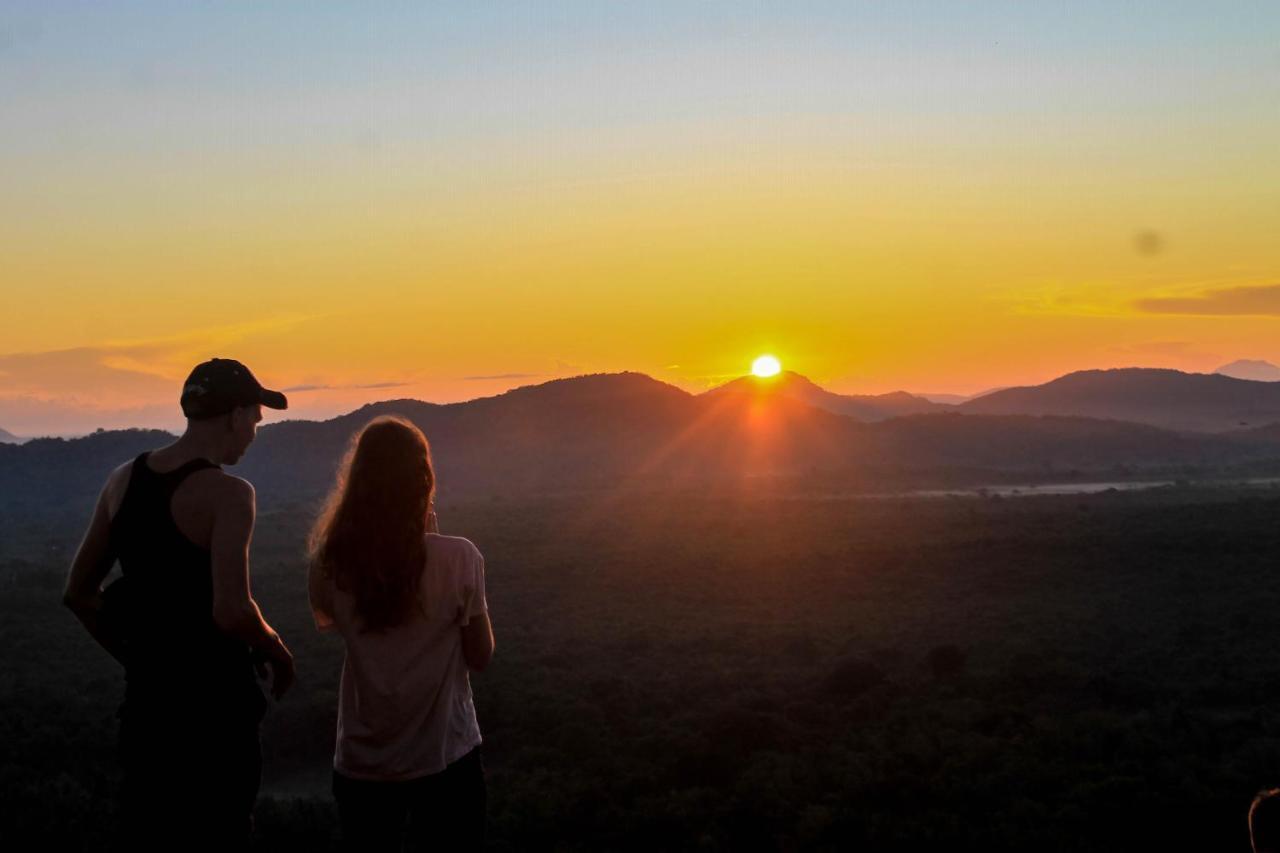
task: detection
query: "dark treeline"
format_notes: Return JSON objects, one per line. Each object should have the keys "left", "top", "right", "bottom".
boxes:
{"left": 6, "top": 486, "right": 1280, "bottom": 850}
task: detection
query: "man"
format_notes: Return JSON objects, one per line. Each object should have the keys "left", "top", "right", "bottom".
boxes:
{"left": 63, "top": 358, "right": 295, "bottom": 848}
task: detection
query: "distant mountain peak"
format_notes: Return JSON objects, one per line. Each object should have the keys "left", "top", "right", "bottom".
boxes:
{"left": 709, "top": 369, "right": 822, "bottom": 394}
{"left": 1215, "top": 359, "right": 1280, "bottom": 382}
{"left": 703, "top": 371, "right": 945, "bottom": 421}
{"left": 1048, "top": 367, "right": 1188, "bottom": 383}
{"left": 0, "top": 426, "right": 21, "bottom": 444}
{"left": 489, "top": 371, "right": 691, "bottom": 402}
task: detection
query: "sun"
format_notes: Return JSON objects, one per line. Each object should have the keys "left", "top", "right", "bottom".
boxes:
{"left": 751, "top": 354, "right": 782, "bottom": 378}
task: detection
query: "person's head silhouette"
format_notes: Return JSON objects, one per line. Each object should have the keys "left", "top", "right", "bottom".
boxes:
{"left": 179, "top": 358, "right": 287, "bottom": 464}
{"left": 1251, "top": 789, "right": 1280, "bottom": 853}
{"left": 309, "top": 415, "right": 436, "bottom": 632}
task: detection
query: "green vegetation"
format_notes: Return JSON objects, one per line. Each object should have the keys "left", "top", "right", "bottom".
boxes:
{"left": 5, "top": 486, "right": 1280, "bottom": 850}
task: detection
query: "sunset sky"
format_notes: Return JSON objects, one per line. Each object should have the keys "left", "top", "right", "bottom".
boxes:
{"left": 3, "top": 2, "right": 1278, "bottom": 435}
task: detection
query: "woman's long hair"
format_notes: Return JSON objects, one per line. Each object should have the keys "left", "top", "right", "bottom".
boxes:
{"left": 308, "top": 416, "right": 435, "bottom": 632}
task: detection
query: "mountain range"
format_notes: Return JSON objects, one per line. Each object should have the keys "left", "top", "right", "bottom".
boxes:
{"left": 706, "top": 368, "right": 1280, "bottom": 433}
{"left": 7, "top": 367, "right": 1280, "bottom": 514}
{"left": 0, "top": 427, "right": 20, "bottom": 444}
{"left": 954, "top": 368, "right": 1280, "bottom": 432}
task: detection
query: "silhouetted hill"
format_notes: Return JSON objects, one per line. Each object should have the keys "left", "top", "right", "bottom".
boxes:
{"left": 915, "top": 393, "right": 969, "bottom": 405}
{"left": 958, "top": 368, "right": 1280, "bottom": 432}
{"left": 1215, "top": 359, "right": 1280, "bottom": 382}
{"left": 238, "top": 372, "right": 871, "bottom": 500}
{"left": 238, "top": 372, "right": 700, "bottom": 500}
{"left": 918, "top": 387, "right": 1007, "bottom": 404}
{"left": 9, "top": 373, "right": 1280, "bottom": 514}
{"left": 861, "top": 413, "right": 1219, "bottom": 470}
{"left": 705, "top": 371, "right": 946, "bottom": 421}
{"left": 0, "top": 427, "right": 21, "bottom": 444}
{"left": 0, "top": 429, "right": 175, "bottom": 517}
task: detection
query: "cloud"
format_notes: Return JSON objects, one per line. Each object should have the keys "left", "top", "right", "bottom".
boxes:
{"left": 1106, "top": 341, "right": 1199, "bottom": 356}
{"left": 283, "top": 381, "right": 411, "bottom": 393}
{"left": 1003, "top": 283, "right": 1133, "bottom": 318}
{"left": 0, "top": 316, "right": 315, "bottom": 401}
{"left": 0, "top": 315, "right": 317, "bottom": 432}
{"left": 98, "top": 315, "right": 315, "bottom": 353}
{"left": 0, "top": 347, "right": 174, "bottom": 402}
{"left": 1136, "top": 284, "right": 1280, "bottom": 316}
{"left": 460, "top": 373, "right": 543, "bottom": 381}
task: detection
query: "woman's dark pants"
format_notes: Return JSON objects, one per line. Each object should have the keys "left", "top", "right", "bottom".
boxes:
{"left": 333, "top": 748, "right": 486, "bottom": 852}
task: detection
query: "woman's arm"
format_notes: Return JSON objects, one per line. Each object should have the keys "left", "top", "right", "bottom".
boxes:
{"left": 307, "top": 557, "right": 337, "bottom": 633}
{"left": 461, "top": 612, "right": 495, "bottom": 672}
{"left": 459, "top": 544, "right": 494, "bottom": 671}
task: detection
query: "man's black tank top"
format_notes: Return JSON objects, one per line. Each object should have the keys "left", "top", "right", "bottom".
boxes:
{"left": 106, "top": 452, "right": 265, "bottom": 722}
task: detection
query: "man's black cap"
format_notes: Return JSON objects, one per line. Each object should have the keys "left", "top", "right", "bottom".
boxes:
{"left": 180, "top": 358, "right": 288, "bottom": 418}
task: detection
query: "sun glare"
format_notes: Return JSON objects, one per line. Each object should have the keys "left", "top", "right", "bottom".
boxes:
{"left": 751, "top": 355, "right": 782, "bottom": 378}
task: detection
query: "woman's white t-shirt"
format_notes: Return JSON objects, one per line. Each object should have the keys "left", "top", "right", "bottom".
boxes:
{"left": 312, "top": 533, "right": 488, "bottom": 781}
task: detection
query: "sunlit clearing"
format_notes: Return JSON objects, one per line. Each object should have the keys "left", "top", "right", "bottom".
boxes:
{"left": 751, "top": 355, "right": 782, "bottom": 378}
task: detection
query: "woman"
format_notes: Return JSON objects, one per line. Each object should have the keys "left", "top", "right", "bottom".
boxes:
{"left": 308, "top": 416, "right": 495, "bottom": 851}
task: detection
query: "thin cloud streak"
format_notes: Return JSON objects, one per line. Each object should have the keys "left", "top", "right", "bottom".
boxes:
{"left": 0, "top": 315, "right": 317, "bottom": 397}
{"left": 461, "top": 373, "right": 544, "bottom": 381}
{"left": 96, "top": 315, "right": 319, "bottom": 353}
{"left": 283, "top": 381, "right": 411, "bottom": 392}
{"left": 1136, "top": 284, "right": 1280, "bottom": 316}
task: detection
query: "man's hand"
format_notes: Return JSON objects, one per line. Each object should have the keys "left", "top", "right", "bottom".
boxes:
{"left": 255, "top": 634, "right": 295, "bottom": 701}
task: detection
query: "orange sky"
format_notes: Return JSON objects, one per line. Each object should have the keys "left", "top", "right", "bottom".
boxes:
{"left": 3, "top": 4, "right": 1278, "bottom": 435}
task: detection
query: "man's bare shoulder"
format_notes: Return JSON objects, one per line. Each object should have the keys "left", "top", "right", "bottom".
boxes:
{"left": 103, "top": 459, "right": 135, "bottom": 517}
{"left": 191, "top": 468, "right": 256, "bottom": 508}
{"left": 166, "top": 466, "right": 255, "bottom": 524}
{"left": 105, "top": 459, "right": 133, "bottom": 489}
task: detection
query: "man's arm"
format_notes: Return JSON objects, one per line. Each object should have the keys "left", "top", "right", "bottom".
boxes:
{"left": 63, "top": 474, "right": 127, "bottom": 664}
{"left": 210, "top": 476, "right": 294, "bottom": 699}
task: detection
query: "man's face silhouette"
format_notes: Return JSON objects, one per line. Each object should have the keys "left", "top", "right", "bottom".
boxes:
{"left": 225, "top": 404, "right": 263, "bottom": 464}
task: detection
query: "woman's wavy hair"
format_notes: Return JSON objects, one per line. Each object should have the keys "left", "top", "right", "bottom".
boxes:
{"left": 308, "top": 416, "right": 435, "bottom": 632}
